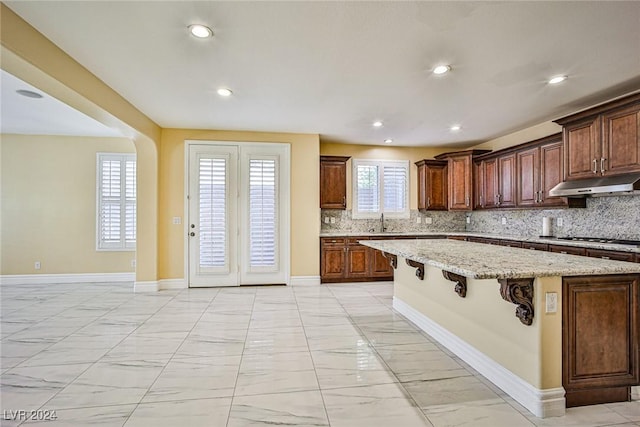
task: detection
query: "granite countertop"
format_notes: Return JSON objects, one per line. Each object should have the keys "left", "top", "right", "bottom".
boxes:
{"left": 319, "top": 231, "right": 640, "bottom": 253}
{"left": 360, "top": 239, "right": 640, "bottom": 280}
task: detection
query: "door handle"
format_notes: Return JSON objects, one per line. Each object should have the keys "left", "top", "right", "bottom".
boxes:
{"left": 465, "top": 195, "right": 469, "bottom": 206}
{"left": 593, "top": 159, "right": 598, "bottom": 174}
{"left": 600, "top": 158, "right": 606, "bottom": 174}
{"left": 535, "top": 191, "right": 539, "bottom": 203}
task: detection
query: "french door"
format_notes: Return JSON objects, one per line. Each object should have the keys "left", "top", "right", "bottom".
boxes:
{"left": 187, "top": 142, "right": 289, "bottom": 287}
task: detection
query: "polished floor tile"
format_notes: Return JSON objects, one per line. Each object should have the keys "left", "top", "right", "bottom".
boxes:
{"left": 1, "top": 281, "right": 638, "bottom": 426}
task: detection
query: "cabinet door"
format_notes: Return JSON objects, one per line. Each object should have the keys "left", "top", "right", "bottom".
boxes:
{"left": 482, "top": 159, "right": 499, "bottom": 209}
{"left": 563, "top": 275, "right": 639, "bottom": 407}
{"left": 426, "top": 163, "right": 448, "bottom": 210}
{"left": 416, "top": 162, "right": 427, "bottom": 211}
{"left": 346, "top": 244, "right": 369, "bottom": 278}
{"left": 369, "top": 248, "right": 394, "bottom": 278}
{"left": 585, "top": 249, "right": 636, "bottom": 262}
{"left": 564, "top": 118, "right": 601, "bottom": 180}
{"left": 473, "top": 161, "right": 483, "bottom": 209}
{"left": 320, "top": 246, "right": 346, "bottom": 280}
{"left": 539, "top": 141, "right": 565, "bottom": 206}
{"left": 498, "top": 154, "right": 516, "bottom": 207}
{"left": 516, "top": 147, "right": 539, "bottom": 207}
{"left": 549, "top": 245, "right": 587, "bottom": 256}
{"left": 602, "top": 104, "right": 640, "bottom": 176}
{"left": 448, "top": 155, "right": 472, "bottom": 210}
{"left": 320, "top": 158, "right": 348, "bottom": 209}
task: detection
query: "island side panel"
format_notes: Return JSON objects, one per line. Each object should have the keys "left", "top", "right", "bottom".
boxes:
{"left": 392, "top": 261, "right": 564, "bottom": 413}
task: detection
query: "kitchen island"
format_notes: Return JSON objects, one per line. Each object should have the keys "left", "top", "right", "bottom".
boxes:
{"left": 360, "top": 239, "right": 640, "bottom": 418}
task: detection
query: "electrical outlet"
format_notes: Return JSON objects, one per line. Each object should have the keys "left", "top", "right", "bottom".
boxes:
{"left": 425, "top": 217, "right": 433, "bottom": 224}
{"left": 172, "top": 216, "right": 182, "bottom": 225}
{"left": 545, "top": 292, "right": 558, "bottom": 313}
{"left": 330, "top": 217, "right": 335, "bottom": 224}
{"left": 324, "top": 216, "right": 329, "bottom": 224}
{"left": 34, "top": 261, "right": 41, "bottom": 270}
{"left": 416, "top": 217, "right": 422, "bottom": 224}
{"left": 557, "top": 218, "right": 564, "bottom": 227}
{"left": 501, "top": 217, "right": 507, "bottom": 225}
{"left": 466, "top": 216, "right": 471, "bottom": 224}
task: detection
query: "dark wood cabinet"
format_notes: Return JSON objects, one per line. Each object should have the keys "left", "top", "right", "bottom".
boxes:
{"left": 476, "top": 158, "right": 498, "bottom": 209}
{"left": 415, "top": 160, "right": 447, "bottom": 211}
{"left": 555, "top": 93, "right": 640, "bottom": 180}
{"left": 320, "top": 238, "right": 346, "bottom": 281}
{"left": 346, "top": 239, "right": 369, "bottom": 278}
{"left": 563, "top": 274, "right": 640, "bottom": 407}
{"left": 539, "top": 140, "right": 567, "bottom": 206}
{"left": 370, "top": 248, "right": 395, "bottom": 277}
{"left": 320, "top": 236, "right": 395, "bottom": 283}
{"left": 585, "top": 249, "right": 636, "bottom": 262}
{"left": 435, "top": 150, "right": 490, "bottom": 211}
{"left": 498, "top": 153, "right": 516, "bottom": 208}
{"left": 475, "top": 153, "right": 516, "bottom": 208}
{"left": 498, "top": 239, "right": 522, "bottom": 248}
{"left": 523, "top": 242, "right": 549, "bottom": 251}
{"left": 548, "top": 245, "right": 587, "bottom": 256}
{"left": 320, "top": 156, "right": 350, "bottom": 209}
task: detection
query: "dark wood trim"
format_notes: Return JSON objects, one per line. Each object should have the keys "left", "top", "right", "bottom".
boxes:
{"left": 442, "top": 270, "right": 467, "bottom": 297}
{"left": 382, "top": 252, "right": 397, "bottom": 269}
{"left": 405, "top": 259, "right": 425, "bottom": 280}
{"left": 498, "top": 278, "right": 535, "bottom": 325}
{"left": 415, "top": 159, "right": 448, "bottom": 167}
{"left": 554, "top": 93, "right": 640, "bottom": 126}
{"left": 319, "top": 155, "right": 351, "bottom": 162}
{"left": 435, "top": 149, "right": 492, "bottom": 160}
{"left": 475, "top": 133, "right": 563, "bottom": 161}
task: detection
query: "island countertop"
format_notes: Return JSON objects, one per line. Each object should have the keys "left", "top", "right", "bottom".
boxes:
{"left": 360, "top": 239, "right": 640, "bottom": 280}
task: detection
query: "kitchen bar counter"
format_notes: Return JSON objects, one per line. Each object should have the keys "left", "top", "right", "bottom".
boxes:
{"left": 360, "top": 239, "right": 640, "bottom": 279}
{"left": 319, "top": 231, "right": 640, "bottom": 253}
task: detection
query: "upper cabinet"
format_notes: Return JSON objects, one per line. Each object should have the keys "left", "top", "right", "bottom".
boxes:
{"left": 475, "top": 153, "right": 516, "bottom": 209}
{"left": 415, "top": 159, "right": 447, "bottom": 211}
{"left": 320, "top": 156, "right": 350, "bottom": 209}
{"left": 555, "top": 93, "right": 640, "bottom": 180}
{"left": 436, "top": 150, "right": 490, "bottom": 211}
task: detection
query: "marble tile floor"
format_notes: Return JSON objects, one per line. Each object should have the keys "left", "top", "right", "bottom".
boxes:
{"left": 1, "top": 281, "right": 638, "bottom": 427}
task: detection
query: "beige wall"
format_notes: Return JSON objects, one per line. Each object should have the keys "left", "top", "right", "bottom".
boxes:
{"left": 394, "top": 262, "right": 563, "bottom": 389}
{"left": 471, "top": 121, "right": 562, "bottom": 152}
{"left": 1, "top": 134, "right": 136, "bottom": 275}
{"left": 320, "top": 142, "right": 448, "bottom": 210}
{"left": 159, "top": 129, "right": 320, "bottom": 280}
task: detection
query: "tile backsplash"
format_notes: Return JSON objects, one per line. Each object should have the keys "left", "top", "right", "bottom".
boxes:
{"left": 321, "top": 209, "right": 466, "bottom": 234}
{"left": 322, "top": 195, "right": 640, "bottom": 239}
{"left": 467, "top": 195, "right": 640, "bottom": 240}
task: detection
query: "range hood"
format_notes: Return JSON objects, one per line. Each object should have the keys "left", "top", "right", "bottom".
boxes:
{"left": 549, "top": 173, "right": 640, "bottom": 197}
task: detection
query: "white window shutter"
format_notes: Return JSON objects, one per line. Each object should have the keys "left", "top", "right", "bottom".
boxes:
{"left": 356, "top": 164, "right": 379, "bottom": 213}
{"left": 352, "top": 159, "right": 409, "bottom": 218}
{"left": 383, "top": 164, "right": 408, "bottom": 213}
{"left": 198, "top": 158, "right": 227, "bottom": 268}
{"left": 249, "top": 158, "right": 277, "bottom": 268}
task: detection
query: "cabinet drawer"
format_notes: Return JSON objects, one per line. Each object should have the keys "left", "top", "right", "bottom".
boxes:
{"left": 499, "top": 240, "right": 522, "bottom": 248}
{"left": 523, "top": 242, "right": 549, "bottom": 251}
{"left": 321, "top": 238, "right": 345, "bottom": 246}
{"left": 586, "top": 249, "right": 636, "bottom": 262}
{"left": 549, "top": 245, "right": 587, "bottom": 256}
{"left": 347, "top": 237, "right": 367, "bottom": 245}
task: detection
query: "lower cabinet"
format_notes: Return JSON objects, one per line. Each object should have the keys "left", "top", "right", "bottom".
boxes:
{"left": 563, "top": 274, "right": 640, "bottom": 406}
{"left": 320, "top": 237, "right": 396, "bottom": 283}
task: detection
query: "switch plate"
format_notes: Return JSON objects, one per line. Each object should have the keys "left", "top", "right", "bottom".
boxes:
{"left": 416, "top": 217, "right": 422, "bottom": 224}
{"left": 34, "top": 261, "right": 41, "bottom": 270}
{"left": 501, "top": 217, "right": 507, "bottom": 225}
{"left": 425, "top": 217, "right": 433, "bottom": 224}
{"left": 466, "top": 216, "right": 471, "bottom": 224}
{"left": 557, "top": 218, "right": 564, "bottom": 227}
{"left": 172, "top": 216, "right": 182, "bottom": 225}
{"left": 324, "top": 216, "right": 329, "bottom": 224}
{"left": 330, "top": 217, "right": 335, "bottom": 224}
{"left": 545, "top": 292, "right": 558, "bottom": 313}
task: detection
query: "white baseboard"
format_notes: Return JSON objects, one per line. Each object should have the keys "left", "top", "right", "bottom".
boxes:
{"left": 393, "top": 297, "right": 566, "bottom": 418}
{"left": 0, "top": 272, "right": 135, "bottom": 286}
{"left": 632, "top": 386, "right": 639, "bottom": 400}
{"left": 290, "top": 275, "right": 321, "bottom": 286}
{"left": 134, "top": 280, "right": 158, "bottom": 292}
{"left": 159, "top": 278, "right": 187, "bottom": 290}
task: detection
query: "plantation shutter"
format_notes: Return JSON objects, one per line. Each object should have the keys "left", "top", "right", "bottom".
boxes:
{"left": 198, "top": 157, "right": 228, "bottom": 269}
{"left": 97, "top": 153, "right": 136, "bottom": 250}
{"left": 383, "top": 164, "right": 408, "bottom": 213}
{"left": 249, "top": 158, "right": 277, "bottom": 269}
{"left": 356, "top": 164, "right": 379, "bottom": 213}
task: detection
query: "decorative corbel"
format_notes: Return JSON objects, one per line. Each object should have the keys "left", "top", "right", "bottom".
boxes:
{"left": 405, "top": 259, "right": 425, "bottom": 280}
{"left": 382, "top": 252, "right": 397, "bottom": 269}
{"left": 498, "top": 278, "right": 534, "bottom": 326}
{"left": 442, "top": 271, "right": 467, "bottom": 298}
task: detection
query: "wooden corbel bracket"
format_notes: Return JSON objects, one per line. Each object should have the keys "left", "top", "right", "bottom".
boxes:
{"left": 382, "top": 252, "right": 398, "bottom": 269}
{"left": 498, "top": 278, "right": 534, "bottom": 326}
{"left": 442, "top": 271, "right": 467, "bottom": 298}
{"left": 405, "top": 259, "right": 425, "bottom": 280}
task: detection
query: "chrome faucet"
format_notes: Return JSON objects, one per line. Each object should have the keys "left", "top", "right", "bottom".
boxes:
{"left": 380, "top": 213, "right": 387, "bottom": 232}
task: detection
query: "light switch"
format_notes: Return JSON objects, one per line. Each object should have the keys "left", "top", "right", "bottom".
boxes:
{"left": 545, "top": 292, "right": 558, "bottom": 313}
{"left": 172, "top": 217, "right": 182, "bottom": 225}
{"left": 557, "top": 218, "right": 564, "bottom": 227}
{"left": 425, "top": 217, "right": 433, "bottom": 224}
{"left": 324, "top": 217, "right": 329, "bottom": 224}
{"left": 501, "top": 217, "right": 507, "bottom": 225}
{"left": 330, "top": 217, "right": 335, "bottom": 224}
{"left": 416, "top": 217, "right": 422, "bottom": 224}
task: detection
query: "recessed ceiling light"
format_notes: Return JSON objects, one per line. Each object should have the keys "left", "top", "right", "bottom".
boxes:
{"left": 548, "top": 75, "right": 568, "bottom": 85}
{"left": 433, "top": 65, "right": 451, "bottom": 75}
{"left": 384, "top": 139, "right": 393, "bottom": 144}
{"left": 16, "top": 89, "right": 43, "bottom": 99}
{"left": 189, "top": 24, "right": 213, "bottom": 39}
{"left": 217, "top": 88, "right": 233, "bottom": 97}
{"left": 373, "top": 121, "right": 383, "bottom": 128}
{"left": 450, "top": 125, "right": 461, "bottom": 132}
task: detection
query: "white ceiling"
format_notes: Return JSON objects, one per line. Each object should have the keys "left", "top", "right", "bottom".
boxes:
{"left": 4, "top": 1, "right": 640, "bottom": 147}
{"left": 0, "top": 70, "right": 122, "bottom": 137}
